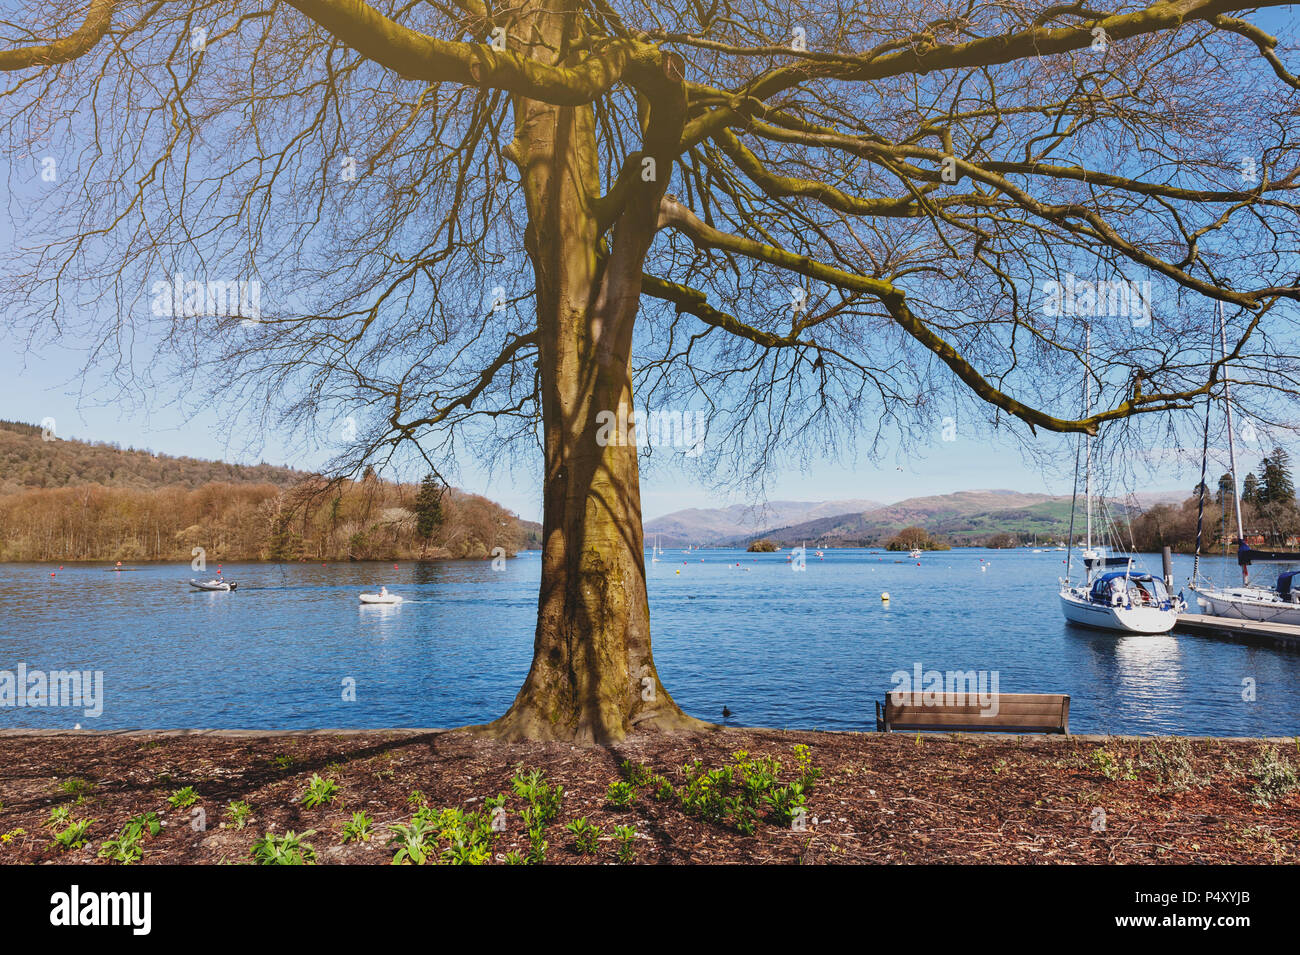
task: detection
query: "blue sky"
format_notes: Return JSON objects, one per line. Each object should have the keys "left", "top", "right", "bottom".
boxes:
{"left": 1, "top": 338, "right": 1249, "bottom": 523}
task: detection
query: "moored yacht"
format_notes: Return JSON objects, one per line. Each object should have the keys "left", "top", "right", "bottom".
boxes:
{"left": 1187, "top": 303, "right": 1300, "bottom": 622}
{"left": 1057, "top": 326, "right": 1179, "bottom": 634}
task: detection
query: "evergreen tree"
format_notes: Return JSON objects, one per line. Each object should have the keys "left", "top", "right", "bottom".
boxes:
{"left": 1215, "top": 473, "right": 1234, "bottom": 506}
{"left": 1260, "top": 447, "right": 1296, "bottom": 506}
{"left": 415, "top": 474, "right": 445, "bottom": 540}
{"left": 1242, "top": 472, "right": 1260, "bottom": 507}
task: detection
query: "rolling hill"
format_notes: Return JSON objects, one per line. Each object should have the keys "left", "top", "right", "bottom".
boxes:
{"left": 751, "top": 492, "right": 1076, "bottom": 546}
{"left": 0, "top": 419, "right": 305, "bottom": 493}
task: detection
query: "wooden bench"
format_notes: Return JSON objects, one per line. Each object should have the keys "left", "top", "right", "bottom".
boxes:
{"left": 875, "top": 691, "right": 1070, "bottom": 735}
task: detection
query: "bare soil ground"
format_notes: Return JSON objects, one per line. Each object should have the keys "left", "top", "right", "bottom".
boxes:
{"left": 0, "top": 729, "right": 1296, "bottom": 864}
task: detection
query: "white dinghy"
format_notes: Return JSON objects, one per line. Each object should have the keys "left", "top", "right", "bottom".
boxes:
{"left": 359, "top": 586, "right": 402, "bottom": 605}
{"left": 190, "top": 578, "right": 236, "bottom": 592}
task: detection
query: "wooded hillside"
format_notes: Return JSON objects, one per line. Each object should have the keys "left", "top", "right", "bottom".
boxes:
{"left": 0, "top": 419, "right": 304, "bottom": 492}
{"left": 0, "top": 422, "right": 538, "bottom": 561}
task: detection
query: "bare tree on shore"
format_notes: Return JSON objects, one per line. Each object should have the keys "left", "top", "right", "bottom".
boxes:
{"left": 3, "top": 0, "right": 1300, "bottom": 740}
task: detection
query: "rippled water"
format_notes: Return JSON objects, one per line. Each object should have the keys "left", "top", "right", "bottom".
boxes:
{"left": 0, "top": 548, "right": 1296, "bottom": 735}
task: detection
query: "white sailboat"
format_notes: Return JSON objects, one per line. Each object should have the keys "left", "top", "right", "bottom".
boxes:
{"left": 1188, "top": 302, "right": 1300, "bottom": 623}
{"left": 651, "top": 534, "right": 662, "bottom": 563}
{"left": 1058, "top": 326, "right": 1181, "bottom": 634}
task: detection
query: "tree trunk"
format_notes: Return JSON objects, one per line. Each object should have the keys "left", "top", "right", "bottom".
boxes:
{"left": 484, "top": 3, "right": 704, "bottom": 743}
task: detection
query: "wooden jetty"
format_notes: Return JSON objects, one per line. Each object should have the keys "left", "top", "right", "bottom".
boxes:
{"left": 1176, "top": 613, "right": 1300, "bottom": 648}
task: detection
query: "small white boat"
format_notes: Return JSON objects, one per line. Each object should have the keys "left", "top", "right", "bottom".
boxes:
{"left": 908, "top": 548, "right": 922, "bottom": 559}
{"left": 190, "top": 578, "right": 235, "bottom": 592}
{"left": 359, "top": 586, "right": 402, "bottom": 605}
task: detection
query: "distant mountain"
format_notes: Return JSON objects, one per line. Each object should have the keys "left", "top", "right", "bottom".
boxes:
{"left": 644, "top": 499, "right": 881, "bottom": 546}
{"left": 647, "top": 488, "right": 1194, "bottom": 548}
{"left": 0, "top": 419, "right": 305, "bottom": 493}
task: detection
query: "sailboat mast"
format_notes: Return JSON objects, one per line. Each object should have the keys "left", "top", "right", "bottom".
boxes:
{"left": 1216, "top": 301, "right": 1248, "bottom": 583}
{"left": 1085, "top": 324, "right": 1092, "bottom": 552}
{"left": 1216, "top": 301, "right": 1246, "bottom": 542}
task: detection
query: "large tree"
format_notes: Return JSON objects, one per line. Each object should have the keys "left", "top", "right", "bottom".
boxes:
{"left": 4, "top": 0, "right": 1300, "bottom": 741}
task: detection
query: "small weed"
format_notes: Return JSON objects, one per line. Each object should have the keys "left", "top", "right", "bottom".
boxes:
{"left": 613, "top": 824, "right": 637, "bottom": 863}
{"left": 46, "top": 805, "right": 71, "bottom": 829}
{"left": 565, "top": 817, "right": 601, "bottom": 855}
{"left": 250, "top": 829, "right": 317, "bottom": 865}
{"left": 225, "top": 800, "right": 251, "bottom": 830}
{"left": 620, "top": 760, "right": 652, "bottom": 786}
{"left": 605, "top": 781, "right": 636, "bottom": 809}
{"left": 1249, "top": 746, "right": 1299, "bottom": 806}
{"left": 51, "top": 818, "right": 95, "bottom": 851}
{"left": 388, "top": 818, "right": 436, "bottom": 865}
{"left": 58, "top": 778, "right": 94, "bottom": 797}
{"left": 340, "top": 811, "right": 374, "bottom": 844}
{"left": 510, "top": 767, "right": 563, "bottom": 824}
{"left": 167, "top": 786, "right": 199, "bottom": 809}
{"left": 1091, "top": 748, "right": 1138, "bottom": 782}
{"left": 300, "top": 774, "right": 339, "bottom": 809}
{"left": 98, "top": 812, "right": 161, "bottom": 864}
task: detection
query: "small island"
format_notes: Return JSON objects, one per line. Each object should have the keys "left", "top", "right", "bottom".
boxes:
{"left": 885, "top": 526, "right": 951, "bottom": 551}
{"left": 746, "top": 538, "right": 778, "bottom": 552}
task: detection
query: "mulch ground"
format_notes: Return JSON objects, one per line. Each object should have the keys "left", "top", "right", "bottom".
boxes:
{"left": 0, "top": 728, "right": 1297, "bottom": 864}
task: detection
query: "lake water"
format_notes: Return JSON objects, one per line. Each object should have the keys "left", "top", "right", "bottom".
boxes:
{"left": 1, "top": 548, "right": 1297, "bottom": 735}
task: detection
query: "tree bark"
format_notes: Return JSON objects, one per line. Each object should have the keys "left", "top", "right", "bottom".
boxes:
{"left": 484, "top": 2, "right": 704, "bottom": 743}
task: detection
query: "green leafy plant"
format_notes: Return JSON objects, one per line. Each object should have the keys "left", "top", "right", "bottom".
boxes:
{"left": 605, "top": 781, "right": 636, "bottom": 809}
{"left": 431, "top": 806, "right": 495, "bottom": 865}
{"left": 792, "top": 744, "right": 822, "bottom": 791}
{"left": 650, "top": 774, "right": 675, "bottom": 802}
{"left": 58, "top": 778, "right": 94, "bottom": 797}
{"left": 522, "top": 812, "right": 548, "bottom": 864}
{"left": 388, "top": 818, "right": 436, "bottom": 865}
{"left": 98, "top": 812, "right": 161, "bottom": 864}
{"left": 565, "top": 817, "right": 601, "bottom": 855}
{"left": 511, "top": 767, "right": 563, "bottom": 824}
{"left": 340, "top": 811, "right": 374, "bottom": 844}
{"left": 763, "top": 784, "right": 807, "bottom": 827}
{"left": 225, "top": 800, "right": 251, "bottom": 830}
{"left": 167, "top": 786, "right": 199, "bottom": 809}
{"left": 1249, "top": 746, "right": 1299, "bottom": 806}
{"left": 1144, "top": 738, "right": 1200, "bottom": 791}
{"left": 51, "top": 818, "right": 95, "bottom": 851}
{"left": 251, "top": 829, "right": 317, "bottom": 865}
{"left": 300, "top": 774, "right": 340, "bottom": 809}
{"left": 620, "top": 760, "right": 652, "bottom": 787}
{"left": 613, "top": 824, "right": 637, "bottom": 863}
{"left": 1091, "top": 748, "right": 1138, "bottom": 782}
{"left": 45, "top": 805, "right": 71, "bottom": 829}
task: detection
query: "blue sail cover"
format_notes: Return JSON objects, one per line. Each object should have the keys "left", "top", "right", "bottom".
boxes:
{"left": 1237, "top": 541, "right": 1300, "bottom": 566}
{"left": 1088, "top": 571, "right": 1172, "bottom": 606}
